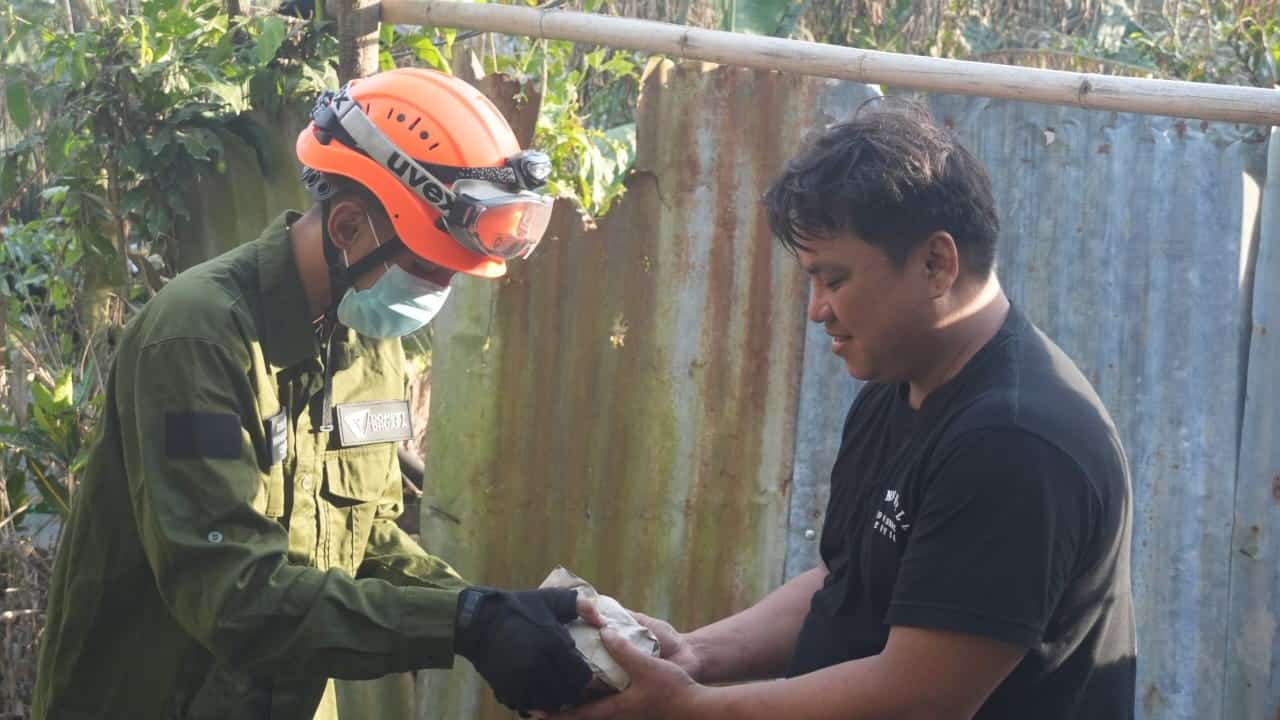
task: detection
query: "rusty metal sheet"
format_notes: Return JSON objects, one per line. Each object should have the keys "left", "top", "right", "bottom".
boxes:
{"left": 418, "top": 62, "right": 868, "bottom": 719}
{"left": 783, "top": 314, "right": 862, "bottom": 581}
{"left": 418, "top": 64, "right": 1274, "bottom": 720}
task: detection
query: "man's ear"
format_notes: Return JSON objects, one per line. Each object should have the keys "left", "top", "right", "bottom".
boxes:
{"left": 922, "top": 231, "right": 960, "bottom": 299}
{"left": 326, "top": 198, "right": 369, "bottom": 252}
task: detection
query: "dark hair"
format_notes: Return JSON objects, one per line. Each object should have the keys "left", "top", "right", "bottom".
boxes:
{"left": 763, "top": 99, "right": 1000, "bottom": 277}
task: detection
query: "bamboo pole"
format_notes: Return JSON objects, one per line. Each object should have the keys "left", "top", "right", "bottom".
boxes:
{"left": 380, "top": 0, "right": 1280, "bottom": 126}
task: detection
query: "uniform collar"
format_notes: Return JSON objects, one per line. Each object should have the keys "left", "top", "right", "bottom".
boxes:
{"left": 257, "top": 211, "right": 321, "bottom": 370}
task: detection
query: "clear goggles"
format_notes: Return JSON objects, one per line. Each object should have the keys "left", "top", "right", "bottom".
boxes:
{"left": 311, "top": 86, "right": 555, "bottom": 261}
{"left": 448, "top": 180, "right": 554, "bottom": 260}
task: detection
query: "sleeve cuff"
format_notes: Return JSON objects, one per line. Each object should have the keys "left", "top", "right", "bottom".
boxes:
{"left": 397, "top": 585, "right": 464, "bottom": 669}
{"left": 887, "top": 601, "right": 1043, "bottom": 648}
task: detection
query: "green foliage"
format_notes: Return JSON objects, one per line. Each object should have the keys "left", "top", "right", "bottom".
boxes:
{"left": 721, "top": 0, "right": 791, "bottom": 35}
{"left": 1, "top": 0, "right": 336, "bottom": 266}
{"left": 0, "top": 185, "right": 105, "bottom": 522}
{"left": 386, "top": 1, "right": 643, "bottom": 220}
{"left": 488, "top": 40, "right": 640, "bottom": 219}
{"left": 383, "top": 22, "right": 457, "bottom": 74}
{"left": 0, "top": 369, "right": 92, "bottom": 516}
{"left": 795, "top": 0, "right": 1280, "bottom": 88}
{"left": 0, "top": 0, "right": 337, "bottom": 523}
{"left": 1123, "top": 4, "right": 1280, "bottom": 87}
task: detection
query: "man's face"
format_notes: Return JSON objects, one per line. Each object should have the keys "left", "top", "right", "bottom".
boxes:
{"left": 797, "top": 232, "right": 935, "bottom": 382}
{"left": 347, "top": 212, "right": 456, "bottom": 289}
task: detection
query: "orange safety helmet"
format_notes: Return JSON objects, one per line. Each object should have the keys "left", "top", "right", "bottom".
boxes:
{"left": 296, "top": 68, "right": 551, "bottom": 278}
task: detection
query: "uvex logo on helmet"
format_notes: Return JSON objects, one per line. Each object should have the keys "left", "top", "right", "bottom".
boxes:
{"left": 387, "top": 151, "right": 453, "bottom": 210}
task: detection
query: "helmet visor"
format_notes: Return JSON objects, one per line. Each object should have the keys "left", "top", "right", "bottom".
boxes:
{"left": 450, "top": 180, "right": 554, "bottom": 260}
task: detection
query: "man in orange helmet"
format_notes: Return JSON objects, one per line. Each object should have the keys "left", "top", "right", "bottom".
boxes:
{"left": 33, "top": 68, "right": 589, "bottom": 720}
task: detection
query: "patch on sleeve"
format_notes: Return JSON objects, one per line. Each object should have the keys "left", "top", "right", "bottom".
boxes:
{"left": 165, "top": 412, "right": 242, "bottom": 460}
{"left": 264, "top": 410, "right": 288, "bottom": 466}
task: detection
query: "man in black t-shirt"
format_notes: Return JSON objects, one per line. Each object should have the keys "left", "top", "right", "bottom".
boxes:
{"left": 554, "top": 101, "right": 1136, "bottom": 720}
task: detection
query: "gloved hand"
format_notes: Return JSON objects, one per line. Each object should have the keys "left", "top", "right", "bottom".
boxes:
{"left": 454, "top": 586, "right": 592, "bottom": 714}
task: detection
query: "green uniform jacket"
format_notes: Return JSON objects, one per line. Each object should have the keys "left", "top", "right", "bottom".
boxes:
{"left": 33, "top": 213, "right": 466, "bottom": 720}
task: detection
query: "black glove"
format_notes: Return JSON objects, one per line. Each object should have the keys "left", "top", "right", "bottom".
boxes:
{"left": 454, "top": 586, "right": 593, "bottom": 714}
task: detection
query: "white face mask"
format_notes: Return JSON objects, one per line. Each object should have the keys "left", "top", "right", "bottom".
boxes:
{"left": 336, "top": 216, "right": 452, "bottom": 338}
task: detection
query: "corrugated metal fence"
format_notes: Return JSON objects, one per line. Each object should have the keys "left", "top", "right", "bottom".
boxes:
{"left": 924, "top": 96, "right": 1271, "bottom": 720}
{"left": 418, "top": 61, "right": 876, "bottom": 718}
{"left": 166, "top": 62, "right": 1279, "bottom": 720}
{"left": 419, "top": 62, "right": 1280, "bottom": 720}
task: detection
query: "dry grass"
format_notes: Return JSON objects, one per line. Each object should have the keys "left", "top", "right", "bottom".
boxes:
{"left": 0, "top": 487, "right": 53, "bottom": 720}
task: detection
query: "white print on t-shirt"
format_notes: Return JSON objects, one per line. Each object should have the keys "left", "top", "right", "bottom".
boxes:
{"left": 873, "top": 489, "right": 912, "bottom": 543}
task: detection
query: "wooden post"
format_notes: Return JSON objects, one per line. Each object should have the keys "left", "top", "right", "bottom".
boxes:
{"left": 379, "top": 0, "right": 1280, "bottom": 125}
{"left": 337, "top": 0, "right": 381, "bottom": 83}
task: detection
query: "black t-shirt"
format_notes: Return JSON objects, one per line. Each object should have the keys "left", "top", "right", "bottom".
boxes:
{"left": 789, "top": 307, "right": 1136, "bottom": 719}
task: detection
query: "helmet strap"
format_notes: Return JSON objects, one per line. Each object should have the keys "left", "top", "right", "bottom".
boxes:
{"left": 319, "top": 199, "right": 406, "bottom": 319}
{"left": 314, "top": 199, "right": 405, "bottom": 434}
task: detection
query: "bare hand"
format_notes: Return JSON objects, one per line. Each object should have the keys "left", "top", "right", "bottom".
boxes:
{"left": 550, "top": 628, "right": 700, "bottom": 720}
{"left": 631, "top": 611, "right": 702, "bottom": 682}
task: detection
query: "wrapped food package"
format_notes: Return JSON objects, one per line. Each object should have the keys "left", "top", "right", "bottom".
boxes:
{"left": 539, "top": 567, "right": 661, "bottom": 699}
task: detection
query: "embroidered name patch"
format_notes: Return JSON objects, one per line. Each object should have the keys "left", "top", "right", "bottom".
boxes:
{"left": 333, "top": 400, "right": 413, "bottom": 447}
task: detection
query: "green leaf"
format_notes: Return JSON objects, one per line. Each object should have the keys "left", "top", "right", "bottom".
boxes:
{"left": 4, "top": 472, "right": 30, "bottom": 525}
{"left": 5, "top": 76, "right": 31, "bottom": 130}
{"left": 32, "top": 401, "right": 56, "bottom": 441}
{"left": 120, "top": 187, "right": 148, "bottom": 217}
{"left": 137, "top": 15, "right": 154, "bottom": 65}
{"left": 584, "top": 47, "right": 607, "bottom": 69}
{"left": 206, "top": 80, "right": 247, "bottom": 113}
{"left": 602, "top": 56, "right": 637, "bottom": 78}
{"left": 147, "top": 128, "right": 175, "bottom": 157}
{"left": 69, "top": 449, "right": 91, "bottom": 475}
{"left": 39, "top": 185, "right": 70, "bottom": 203}
{"left": 31, "top": 380, "right": 56, "bottom": 417}
{"left": 26, "top": 457, "right": 70, "bottom": 516}
{"left": 145, "top": 203, "right": 173, "bottom": 238}
{"left": 254, "top": 17, "right": 288, "bottom": 67}
{"left": 50, "top": 281, "right": 70, "bottom": 310}
{"left": 75, "top": 359, "right": 97, "bottom": 407}
{"left": 52, "top": 370, "right": 74, "bottom": 406}
{"left": 0, "top": 156, "right": 15, "bottom": 198}
{"left": 0, "top": 425, "right": 58, "bottom": 456}
{"left": 605, "top": 122, "right": 636, "bottom": 167}
{"left": 73, "top": 52, "right": 91, "bottom": 85}
{"left": 412, "top": 36, "right": 451, "bottom": 73}
{"left": 174, "top": 126, "right": 222, "bottom": 162}
{"left": 86, "top": 230, "right": 117, "bottom": 258}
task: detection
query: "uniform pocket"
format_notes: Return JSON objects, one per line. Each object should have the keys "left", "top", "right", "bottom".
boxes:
{"left": 321, "top": 446, "right": 394, "bottom": 573}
